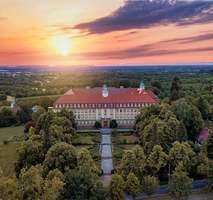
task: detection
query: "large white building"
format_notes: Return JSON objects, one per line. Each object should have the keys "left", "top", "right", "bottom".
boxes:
{"left": 53, "top": 84, "right": 159, "bottom": 129}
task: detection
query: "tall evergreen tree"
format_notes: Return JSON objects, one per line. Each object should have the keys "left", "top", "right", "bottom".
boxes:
{"left": 170, "top": 76, "right": 182, "bottom": 102}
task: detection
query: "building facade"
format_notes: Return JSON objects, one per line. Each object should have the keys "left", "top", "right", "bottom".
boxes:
{"left": 53, "top": 84, "right": 159, "bottom": 129}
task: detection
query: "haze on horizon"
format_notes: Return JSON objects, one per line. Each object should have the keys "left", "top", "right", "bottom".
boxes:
{"left": 0, "top": 0, "right": 213, "bottom": 66}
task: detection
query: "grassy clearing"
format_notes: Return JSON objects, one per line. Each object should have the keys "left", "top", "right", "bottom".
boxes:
{"left": 72, "top": 132, "right": 100, "bottom": 145}
{"left": 0, "top": 126, "right": 24, "bottom": 144}
{"left": 0, "top": 143, "right": 19, "bottom": 177}
{"left": 112, "top": 132, "right": 138, "bottom": 145}
{"left": 0, "top": 126, "right": 24, "bottom": 176}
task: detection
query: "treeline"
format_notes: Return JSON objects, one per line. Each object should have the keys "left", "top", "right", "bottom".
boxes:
{"left": 0, "top": 71, "right": 212, "bottom": 100}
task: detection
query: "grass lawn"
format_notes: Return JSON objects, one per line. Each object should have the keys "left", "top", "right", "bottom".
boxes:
{"left": 0, "top": 126, "right": 24, "bottom": 176}
{"left": 112, "top": 132, "right": 138, "bottom": 145}
{"left": 72, "top": 132, "right": 100, "bottom": 145}
{"left": 0, "top": 143, "right": 19, "bottom": 177}
{"left": 0, "top": 126, "right": 24, "bottom": 144}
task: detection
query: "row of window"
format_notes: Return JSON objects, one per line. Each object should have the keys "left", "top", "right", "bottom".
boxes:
{"left": 73, "top": 108, "right": 139, "bottom": 114}
{"left": 77, "top": 120, "right": 134, "bottom": 126}
{"left": 56, "top": 102, "right": 152, "bottom": 109}
{"left": 74, "top": 109, "right": 138, "bottom": 120}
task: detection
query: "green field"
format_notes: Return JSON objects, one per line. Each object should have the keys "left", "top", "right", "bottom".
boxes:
{"left": 0, "top": 126, "right": 24, "bottom": 176}
{"left": 0, "top": 143, "right": 20, "bottom": 177}
{"left": 0, "top": 126, "right": 24, "bottom": 144}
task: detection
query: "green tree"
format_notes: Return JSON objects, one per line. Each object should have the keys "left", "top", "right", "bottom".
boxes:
{"left": 0, "top": 176, "right": 20, "bottom": 200}
{"left": 17, "top": 105, "right": 32, "bottom": 123}
{"left": 44, "top": 142, "right": 77, "bottom": 174}
{"left": 125, "top": 172, "right": 140, "bottom": 198}
{"left": 135, "top": 104, "right": 161, "bottom": 132}
{"left": 0, "top": 107, "right": 17, "bottom": 127}
{"left": 15, "top": 133, "right": 44, "bottom": 176}
{"left": 110, "top": 174, "right": 125, "bottom": 200}
{"left": 62, "top": 167, "right": 104, "bottom": 200}
{"left": 19, "top": 165, "right": 44, "bottom": 200}
{"left": 110, "top": 119, "right": 118, "bottom": 129}
{"left": 141, "top": 175, "right": 159, "bottom": 196}
{"left": 171, "top": 98, "right": 204, "bottom": 141}
{"left": 94, "top": 121, "right": 102, "bottom": 129}
{"left": 147, "top": 145, "right": 168, "bottom": 175}
{"left": 170, "top": 76, "right": 182, "bottom": 101}
{"left": 43, "top": 169, "right": 65, "bottom": 200}
{"left": 35, "top": 110, "right": 56, "bottom": 134}
{"left": 52, "top": 116, "right": 75, "bottom": 136}
{"left": 150, "top": 80, "right": 163, "bottom": 97}
{"left": 169, "top": 141, "right": 196, "bottom": 171}
{"left": 77, "top": 148, "right": 100, "bottom": 174}
{"left": 120, "top": 146, "right": 146, "bottom": 180}
{"left": 57, "top": 108, "right": 75, "bottom": 127}
{"left": 19, "top": 165, "right": 64, "bottom": 200}
{"left": 141, "top": 113, "right": 186, "bottom": 153}
{"left": 169, "top": 162, "right": 193, "bottom": 199}
{"left": 48, "top": 124, "right": 72, "bottom": 145}
{"left": 31, "top": 106, "right": 46, "bottom": 123}
{"left": 196, "top": 96, "right": 210, "bottom": 120}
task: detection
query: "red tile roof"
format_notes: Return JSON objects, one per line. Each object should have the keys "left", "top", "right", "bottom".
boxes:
{"left": 54, "top": 87, "right": 159, "bottom": 106}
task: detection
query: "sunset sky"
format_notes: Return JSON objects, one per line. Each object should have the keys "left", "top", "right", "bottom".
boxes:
{"left": 0, "top": 0, "right": 213, "bottom": 66}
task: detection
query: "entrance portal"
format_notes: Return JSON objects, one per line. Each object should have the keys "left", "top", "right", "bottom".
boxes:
{"left": 101, "top": 119, "right": 110, "bottom": 128}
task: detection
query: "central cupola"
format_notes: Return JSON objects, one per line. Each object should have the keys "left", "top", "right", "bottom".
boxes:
{"left": 102, "top": 84, "right": 109, "bottom": 97}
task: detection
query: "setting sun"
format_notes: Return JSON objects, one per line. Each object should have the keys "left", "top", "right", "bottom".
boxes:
{"left": 52, "top": 36, "right": 71, "bottom": 56}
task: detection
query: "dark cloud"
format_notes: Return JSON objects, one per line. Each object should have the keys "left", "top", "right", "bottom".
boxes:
{"left": 77, "top": 39, "right": 213, "bottom": 60}
{"left": 74, "top": 0, "right": 213, "bottom": 34}
{"left": 161, "top": 32, "right": 213, "bottom": 44}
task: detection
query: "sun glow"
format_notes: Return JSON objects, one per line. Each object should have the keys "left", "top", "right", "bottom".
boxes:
{"left": 52, "top": 36, "right": 71, "bottom": 56}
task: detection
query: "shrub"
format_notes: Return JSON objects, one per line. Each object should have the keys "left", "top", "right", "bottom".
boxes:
{"left": 94, "top": 121, "right": 102, "bottom": 129}
{"left": 3, "top": 140, "right": 9, "bottom": 145}
{"left": 110, "top": 119, "right": 118, "bottom": 129}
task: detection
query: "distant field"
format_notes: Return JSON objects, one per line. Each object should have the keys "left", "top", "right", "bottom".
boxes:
{"left": 0, "top": 126, "right": 24, "bottom": 144}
